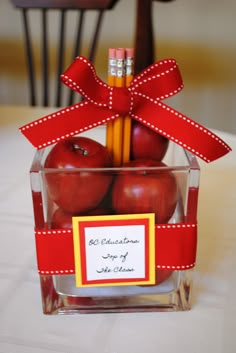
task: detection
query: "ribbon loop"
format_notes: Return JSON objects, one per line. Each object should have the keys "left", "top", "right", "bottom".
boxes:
{"left": 131, "top": 58, "right": 184, "bottom": 100}
{"left": 61, "top": 56, "right": 110, "bottom": 107}
{"left": 19, "top": 55, "right": 231, "bottom": 163}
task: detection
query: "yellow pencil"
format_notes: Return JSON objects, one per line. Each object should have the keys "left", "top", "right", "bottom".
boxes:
{"left": 106, "top": 48, "right": 116, "bottom": 159}
{"left": 112, "top": 48, "right": 126, "bottom": 167}
{"left": 122, "top": 48, "right": 134, "bottom": 163}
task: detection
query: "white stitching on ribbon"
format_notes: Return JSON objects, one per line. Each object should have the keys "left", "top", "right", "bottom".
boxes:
{"left": 155, "top": 223, "right": 197, "bottom": 230}
{"left": 35, "top": 229, "right": 72, "bottom": 235}
{"left": 156, "top": 263, "right": 195, "bottom": 270}
{"left": 39, "top": 270, "right": 74, "bottom": 275}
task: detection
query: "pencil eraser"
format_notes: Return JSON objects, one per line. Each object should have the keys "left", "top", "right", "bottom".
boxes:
{"left": 109, "top": 48, "right": 116, "bottom": 58}
{"left": 125, "top": 48, "right": 134, "bottom": 58}
{"left": 116, "top": 48, "right": 125, "bottom": 59}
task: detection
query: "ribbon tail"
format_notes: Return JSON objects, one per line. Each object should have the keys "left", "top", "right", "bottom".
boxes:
{"left": 132, "top": 97, "right": 231, "bottom": 163}
{"left": 19, "top": 102, "right": 118, "bottom": 150}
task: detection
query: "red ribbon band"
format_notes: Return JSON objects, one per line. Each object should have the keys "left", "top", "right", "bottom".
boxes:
{"left": 35, "top": 223, "right": 197, "bottom": 275}
{"left": 20, "top": 56, "right": 231, "bottom": 163}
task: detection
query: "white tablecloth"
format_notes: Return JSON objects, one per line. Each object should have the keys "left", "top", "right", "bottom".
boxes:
{"left": 0, "top": 105, "right": 235, "bottom": 353}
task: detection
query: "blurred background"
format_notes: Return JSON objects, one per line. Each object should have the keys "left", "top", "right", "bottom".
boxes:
{"left": 0, "top": 0, "right": 236, "bottom": 133}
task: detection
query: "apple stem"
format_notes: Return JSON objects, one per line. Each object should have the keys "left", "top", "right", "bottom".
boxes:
{"left": 73, "top": 144, "right": 88, "bottom": 156}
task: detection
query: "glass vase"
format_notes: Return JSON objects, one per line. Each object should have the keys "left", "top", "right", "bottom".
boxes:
{"left": 30, "top": 126, "right": 200, "bottom": 314}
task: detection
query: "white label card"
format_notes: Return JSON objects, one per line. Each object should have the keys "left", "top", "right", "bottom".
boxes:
{"left": 72, "top": 214, "right": 155, "bottom": 287}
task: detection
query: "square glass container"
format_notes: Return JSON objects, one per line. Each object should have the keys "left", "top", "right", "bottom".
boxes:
{"left": 30, "top": 126, "right": 200, "bottom": 314}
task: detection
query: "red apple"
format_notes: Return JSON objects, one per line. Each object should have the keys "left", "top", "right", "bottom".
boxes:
{"left": 112, "top": 160, "right": 178, "bottom": 224}
{"left": 51, "top": 208, "right": 75, "bottom": 229}
{"left": 155, "top": 269, "right": 173, "bottom": 284}
{"left": 65, "top": 295, "right": 93, "bottom": 307}
{"left": 44, "top": 136, "right": 113, "bottom": 213}
{"left": 51, "top": 206, "right": 113, "bottom": 229}
{"left": 131, "top": 121, "right": 169, "bottom": 161}
{"left": 141, "top": 269, "right": 173, "bottom": 287}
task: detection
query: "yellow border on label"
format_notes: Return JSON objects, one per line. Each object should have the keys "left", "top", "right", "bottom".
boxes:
{"left": 72, "top": 213, "right": 155, "bottom": 288}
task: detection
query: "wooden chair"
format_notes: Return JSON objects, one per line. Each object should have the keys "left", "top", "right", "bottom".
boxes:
{"left": 134, "top": 0, "right": 175, "bottom": 75}
{"left": 11, "top": 0, "right": 174, "bottom": 107}
{"left": 10, "top": 0, "right": 120, "bottom": 107}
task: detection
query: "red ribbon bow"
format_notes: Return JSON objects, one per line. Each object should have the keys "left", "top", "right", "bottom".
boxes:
{"left": 20, "top": 56, "right": 231, "bottom": 162}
